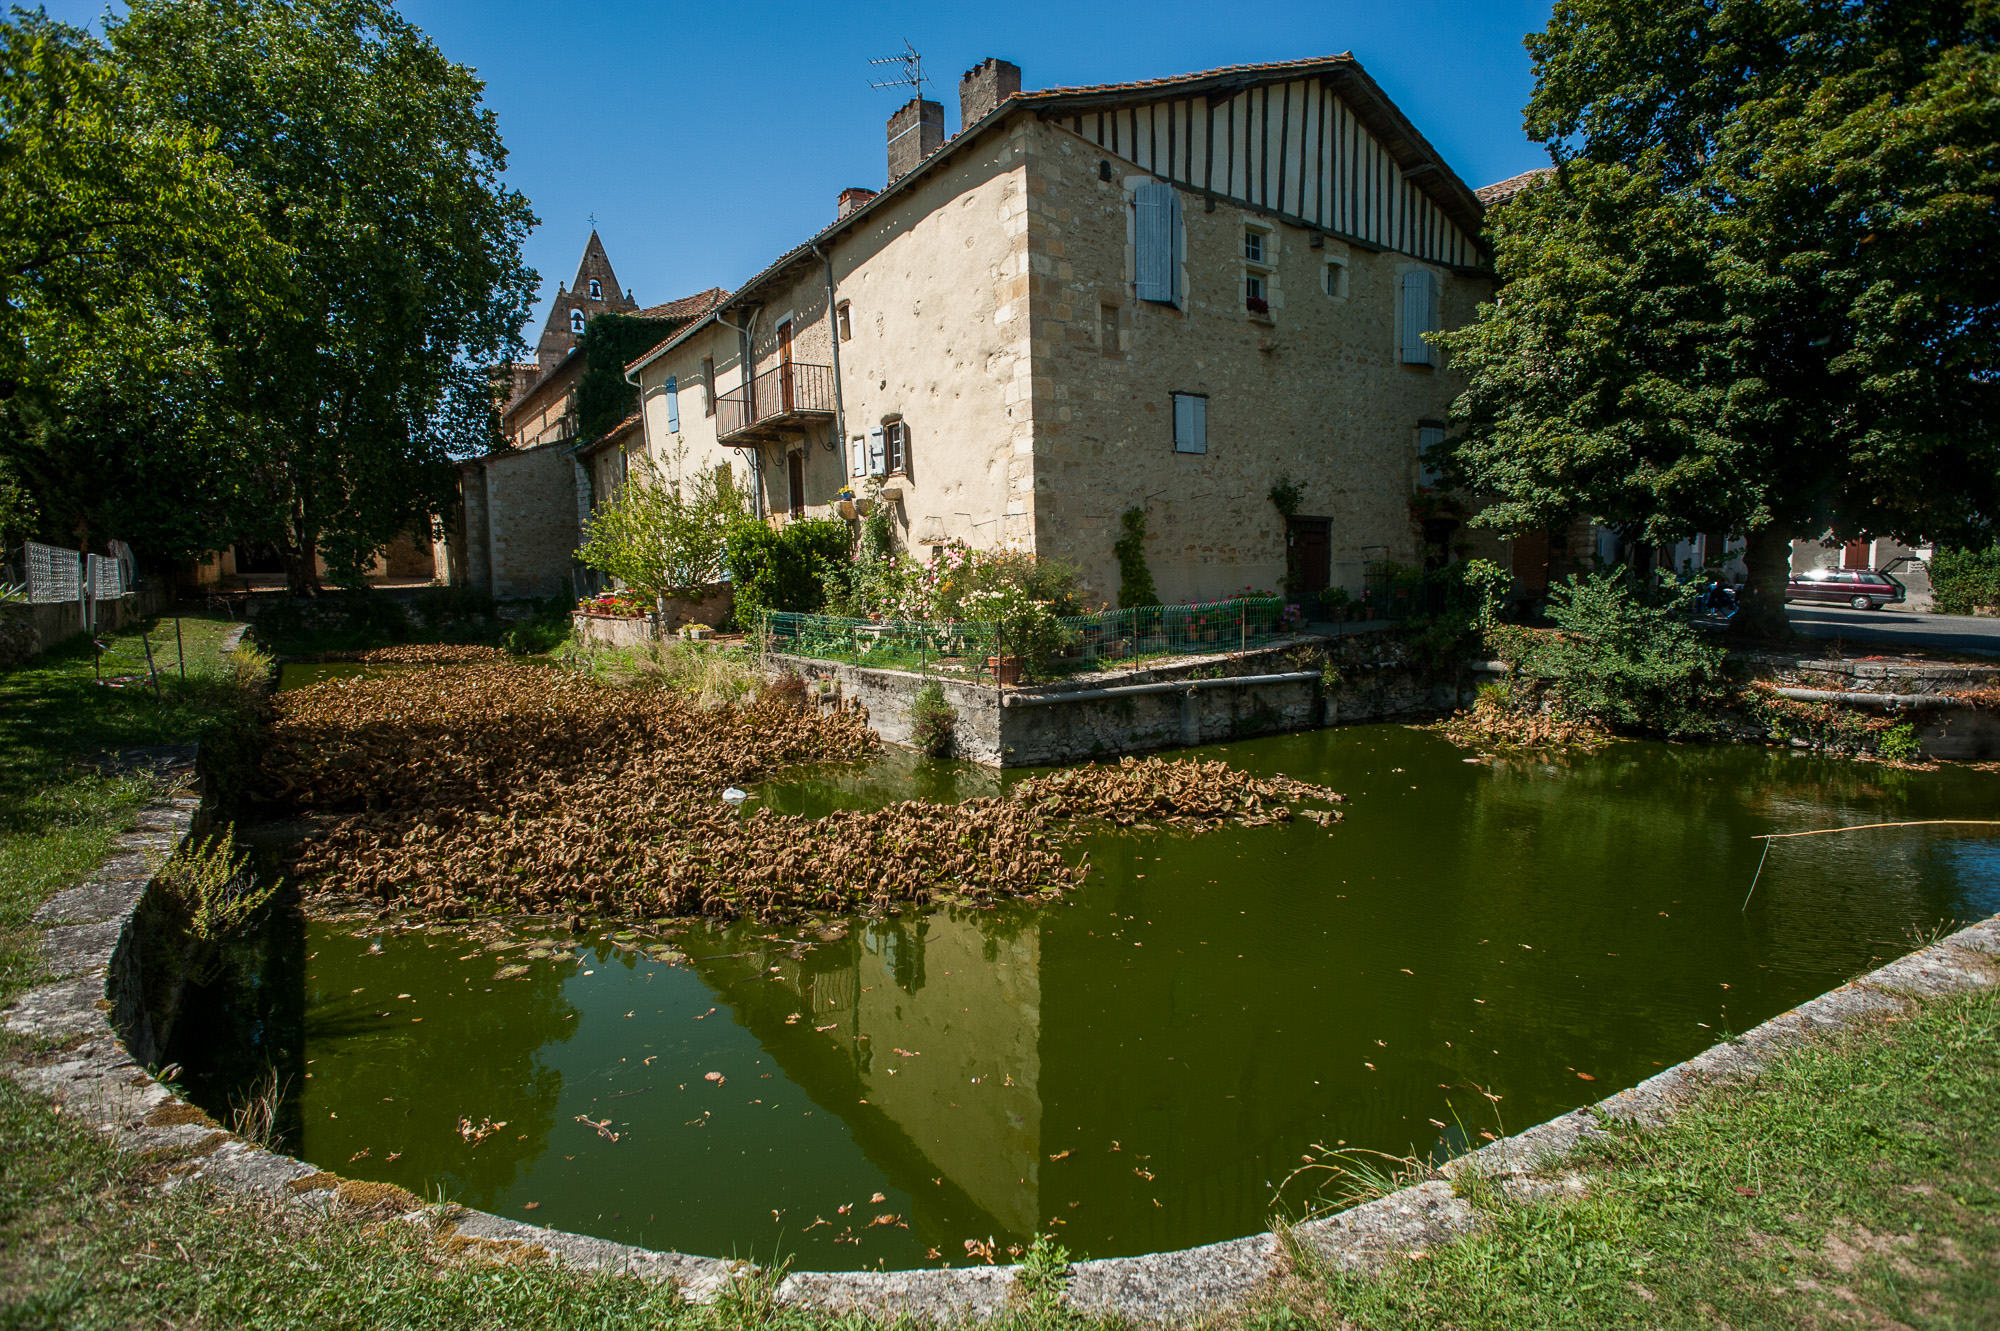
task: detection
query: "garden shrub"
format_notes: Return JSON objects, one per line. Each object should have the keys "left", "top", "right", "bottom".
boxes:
{"left": 725, "top": 517, "right": 852, "bottom": 623}
{"left": 1401, "top": 558, "right": 1512, "bottom": 668}
{"left": 1928, "top": 545, "right": 2000, "bottom": 615}
{"left": 577, "top": 455, "right": 750, "bottom": 603}
{"left": 1511, "top": 570, "right": 1727, "bottom": 736}
{"left": 908, "top": 680, "right": 956, "bottom": 757}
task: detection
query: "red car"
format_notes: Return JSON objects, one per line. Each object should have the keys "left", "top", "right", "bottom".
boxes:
{"left": 1786, "top": 567, "right": 1906, "bottom": 611}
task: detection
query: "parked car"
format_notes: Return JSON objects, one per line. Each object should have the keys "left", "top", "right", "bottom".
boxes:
{"left": 1786, "top": 567, "right": 1906, "bottom": 610}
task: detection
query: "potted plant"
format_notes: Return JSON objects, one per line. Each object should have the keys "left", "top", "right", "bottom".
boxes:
{"left": 1319, "top": 585, "right": 1351, "bottom": 622}
{"left": 836, "top": 486, "right": 857, "bottom": 521}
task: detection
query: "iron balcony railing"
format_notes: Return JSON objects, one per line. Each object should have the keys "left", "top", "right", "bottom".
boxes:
{"left": 716, "top": 362, "right": 835, "bottom": 439}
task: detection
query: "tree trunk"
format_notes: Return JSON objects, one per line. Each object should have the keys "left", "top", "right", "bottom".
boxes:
{"left": 285, "top": 528, "right": 321, "bottom": 596}
{"left": 1734, "top": 528, "right": 1793, "bottom": 642}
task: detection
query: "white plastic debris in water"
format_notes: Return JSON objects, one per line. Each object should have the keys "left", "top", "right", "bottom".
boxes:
{"left": 721, "top": 787, "right": 748, "bottom": 805}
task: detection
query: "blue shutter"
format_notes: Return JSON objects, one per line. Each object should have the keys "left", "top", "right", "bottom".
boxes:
{"left": 867, "top": 426, "right": 886, "bottom": 476}
{"left": 1134, "top": 181, "right": 1179, "bottom": 305}
{"left": 1172, "top": 393, "right": 1207, "bottom": 454}
{"left": 665, "top": 376, "right": 681, "bottom": 432}
{"left": 1400, "top": 271, "right": 1436, "bottom": 365}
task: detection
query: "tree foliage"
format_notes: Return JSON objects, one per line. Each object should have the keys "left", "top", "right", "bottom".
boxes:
{"left": 1506, "top": 570, "right": 1728, "bottom": 735}
{"left": 1440, "top": 1, "right": 2000, "bottom": 637}
{"left": 107, "top": 0, "right": 538, "bottom": 590}
{"left": 725, "top": 518, "right": 852, "bottom": 623}
{"left": 575, "top": 454, "right": 749, "bottom": 602}
{"left": 573, "top": 315, "right": 682, "bottom": 440}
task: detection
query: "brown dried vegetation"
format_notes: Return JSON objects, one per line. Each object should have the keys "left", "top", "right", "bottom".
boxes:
{"left": 266, "top": 666, "right": 1345, "bottom": 926}
{"left": 1432, "top": 694, "right": 1614, "bottom": 754}
{"left": 308, "top": 644, "right": 513, "bottom": 665}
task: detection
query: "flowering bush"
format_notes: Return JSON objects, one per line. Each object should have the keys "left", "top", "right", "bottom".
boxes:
{"left": 580, "top": 591, "right": 648, "bottom": 619}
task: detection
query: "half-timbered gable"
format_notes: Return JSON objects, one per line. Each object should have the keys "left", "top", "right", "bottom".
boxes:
{"left": 1026, "top": 58, "right": 1485, "bottom": 271}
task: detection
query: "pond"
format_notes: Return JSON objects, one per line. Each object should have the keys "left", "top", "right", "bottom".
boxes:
{"left": 176, "top": 726, "right": 2000, "bottom": 1272}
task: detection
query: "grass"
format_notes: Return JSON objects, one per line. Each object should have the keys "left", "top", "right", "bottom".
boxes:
{"left": 562, "top": 638, "right": 763, "bottom": 707}
{"left": 1266, "top": 983, "right": 2000, "bottom": 1329}
{"left": 0, "top": 610, "right": 260, "bottom": 1004}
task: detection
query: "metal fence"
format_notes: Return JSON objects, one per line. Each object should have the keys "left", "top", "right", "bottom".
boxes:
{"left": 764, "top": 596, "right": 1297, "bottom": 680}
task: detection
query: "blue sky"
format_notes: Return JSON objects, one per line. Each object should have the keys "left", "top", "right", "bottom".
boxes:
{"left": 48, "top": 1, "right": 1556, "bottom": 348}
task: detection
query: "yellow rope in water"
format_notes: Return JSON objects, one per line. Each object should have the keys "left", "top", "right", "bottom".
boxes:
{"left": 1751, "top": 820, "right": 2000, "bottom": 841}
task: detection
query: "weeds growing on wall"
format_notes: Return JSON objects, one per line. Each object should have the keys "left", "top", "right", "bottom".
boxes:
{"left": 909, "top": 680, "right": 956, "bottom": 758}
{"left": 1114, "top": 507, "right": 1159, "bottom": 609}
{"left": 156, "top": 823, "right": 277, "bottom": 984}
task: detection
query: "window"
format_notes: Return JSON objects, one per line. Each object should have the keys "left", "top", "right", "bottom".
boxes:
{"left": 569, "top": 308, "right": 585, "bottom": 335}
{"left": 1246, "top": 273, "right": 1266, "bottom": 303}
{"left": 1171, "top": 392, "right": 1207, "bottom": 454}
{"left": 1400, "top": 269, "right": 1439, "bottom": 365}
{"left": 884, "top": 419, "right": 910, "bottom": 474}
{"left": 1417, "top": 424, "right": 1445, "bottom": 486}
{"left": 1133, "top": 181, "right": 1182, "bottom": 306}
{"left": 1243, "top": 230, "right": 1264, "bottom": 263}
{"left": 1243, "top": 223, "right": 1274, "bottom": 316}
{"left": 1324, "top": 255, "right": 1349, "bottom": 299}
{"left": 701, "top": 357, "right": 716, "bottom": 416}
{"left": 588, "top": 279, "right": 602, "bottom": 300}
{"left": 837, "top": 302, "right": 852, "bottom": 342}
{"left": 665, "top": 376, "right": 680, "bottom": 434}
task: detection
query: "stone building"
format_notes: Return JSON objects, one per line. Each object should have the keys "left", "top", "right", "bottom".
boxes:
{"left": 448, "top": 229, "right": 727, "bottom": 599}
{"left": 625, "top": 54, "right": 1513, "bottom": 605}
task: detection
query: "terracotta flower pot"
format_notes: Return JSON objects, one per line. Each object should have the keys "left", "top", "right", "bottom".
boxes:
{"left": 985, "top": 654, "right": 1023, "bottom": 685}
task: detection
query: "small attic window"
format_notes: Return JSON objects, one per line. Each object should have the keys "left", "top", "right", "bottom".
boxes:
{"left": 569, "top": 309, "right": 585, "bottom": 335}
{"left": 588, "top": 279, "right": 602, "bottom": 300}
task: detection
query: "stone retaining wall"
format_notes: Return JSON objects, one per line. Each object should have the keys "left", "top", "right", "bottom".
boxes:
{"left": 10, "top": 751, "right": 1994, "bottom": 1323}
{"left": 0, "top": 582, "right": 178, "bottom": 668}
{"left": 776, "top": 631, "right": 1473, "bottom": 768}
{"left": 1732, "top": 650, "right": 2000, "bottom": 761}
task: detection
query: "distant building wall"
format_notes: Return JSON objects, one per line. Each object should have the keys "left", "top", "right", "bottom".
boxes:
{"left": 454, "top": 442, "right": 578, "bottom": 599}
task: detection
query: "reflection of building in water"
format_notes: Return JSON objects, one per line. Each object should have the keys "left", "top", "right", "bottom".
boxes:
{"left": 694, "top": 912, "right": 1042, "bottom": 1239}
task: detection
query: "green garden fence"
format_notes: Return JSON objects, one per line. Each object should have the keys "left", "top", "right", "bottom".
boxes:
{"left": 763, "top": 596, "right": 1298, "bottom": 681}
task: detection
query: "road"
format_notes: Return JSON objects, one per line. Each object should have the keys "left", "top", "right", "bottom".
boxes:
{"left": 1785, "top": 604, "right": 2000, "bottom": 656}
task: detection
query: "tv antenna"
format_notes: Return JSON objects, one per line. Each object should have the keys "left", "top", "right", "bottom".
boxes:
{"left": 868, "top": 40, "right": 929, "bottom": 97}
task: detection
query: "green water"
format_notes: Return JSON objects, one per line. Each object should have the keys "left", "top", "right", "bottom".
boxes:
{"left": 181, "top": 727, "right": 2000, "bottom": 1271}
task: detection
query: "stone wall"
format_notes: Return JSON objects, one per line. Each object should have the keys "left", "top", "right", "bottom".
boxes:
{"left": 1022, "top": 120, "right": 1491, "bottom": 604}
{"left": 1, "top": 581, "right": 179, "bottom": 668}
{"left": 1734, "top": 650, "right": 2000, "bottom": 761}
{"left": 456, "top": 442, "right": 580, "bottom": 599}
{"left": 775, "top": 631, "right": 1471, "bottom": 768}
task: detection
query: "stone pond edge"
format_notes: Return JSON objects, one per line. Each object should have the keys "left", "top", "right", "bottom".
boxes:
{"left": 4, "top": 775, "right": 1997, "bottom": 1325}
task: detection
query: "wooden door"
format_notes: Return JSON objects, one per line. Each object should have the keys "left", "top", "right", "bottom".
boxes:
{"left": 1285, "top": 517, "right": 1331, "bottom": 598}
{"left": 1843, "top": 538, "right": 1872, "bottom": 570}
{"left": 1512, "top": 531, "right": 1551, "bottom": 592}
{"left": 788, "top": 450, "right": 805, "bottom": 520}
{"left": 778, "top": 320, "right": 795, "bottom": 414}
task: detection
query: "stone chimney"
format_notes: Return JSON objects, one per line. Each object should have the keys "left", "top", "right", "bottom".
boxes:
{"left": 959, "top": 58, "right": 1021, "bottom": 130}
{"left": 887, "top": 97, "right": 945, "bottom": 182}
{"left": 838, "top": 186, "right": 878, "bottom": 219}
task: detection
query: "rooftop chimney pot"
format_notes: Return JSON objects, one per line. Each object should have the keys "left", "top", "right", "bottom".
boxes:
{"left": 959, "top": 58, "right": 1022, "bottom": 131}
{"left": 838, "top": 186, "right": 879, "bottom": 219}
{"left": 886, "top": 97, "right": 945, "bottom": 182}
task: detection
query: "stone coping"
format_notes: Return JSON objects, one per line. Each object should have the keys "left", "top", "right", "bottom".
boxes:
{"left": 5, "top": 777, "right": 1997, "bottom": 1323}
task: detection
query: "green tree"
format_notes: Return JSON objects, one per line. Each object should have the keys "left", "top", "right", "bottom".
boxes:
{"left": 1439, "top": 1, "right": 2000, "bottom": 638}
{"left": 575, "top": 453, "right": 749, "bottom": 602}
{"left": 110, "top": 0, "right": 537, "bottom": 592}
{"left": 0, "top": 10, "right": 272, "bottom": 562}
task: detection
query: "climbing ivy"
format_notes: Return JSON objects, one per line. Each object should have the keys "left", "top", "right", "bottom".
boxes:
{"left": 1113, "top": 506, "right": 1159, "bottom": 608}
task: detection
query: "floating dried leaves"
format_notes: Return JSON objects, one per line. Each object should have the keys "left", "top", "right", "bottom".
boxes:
{"left": 309, "top": 644, "right": 514, "bottom": 666}
{"left": 267, "top": 665, "right": 1345, "bottom": 925}
{"left": 1430, "top": 696, "right": 1613, "bottom": 754}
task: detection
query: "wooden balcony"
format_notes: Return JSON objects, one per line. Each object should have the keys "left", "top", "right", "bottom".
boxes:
{"left": 716, "top": 362, "right": 835, "bottom": 443}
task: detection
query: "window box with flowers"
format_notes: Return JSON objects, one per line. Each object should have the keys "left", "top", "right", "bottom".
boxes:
{"left": 1245, "top": 295, "right": 1272, "bottom": 323}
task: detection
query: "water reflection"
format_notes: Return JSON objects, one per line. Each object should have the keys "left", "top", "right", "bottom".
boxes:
{"left": 179, "top": 726, "right": 2000, "bottom": 1270}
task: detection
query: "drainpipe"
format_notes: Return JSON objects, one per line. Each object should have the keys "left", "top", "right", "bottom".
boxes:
{"left": 809, "top": 242, "right": 849, "bottom": 461}
{"left": 715, "top": 306, "right": 765, "bottom": 520}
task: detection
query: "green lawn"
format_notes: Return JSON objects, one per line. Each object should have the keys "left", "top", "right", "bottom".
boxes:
{"left": 0, "top": 609, "right": 260, "bottom": 1003}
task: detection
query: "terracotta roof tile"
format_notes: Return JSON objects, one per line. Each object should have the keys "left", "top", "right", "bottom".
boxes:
{"left": 1014, "top": 53, "right": 1354, "bottom": 103}
{"left": 636, "top": 286, "right": 731, "bottom": 321}
{"left": 1475, "top": 167, "right": 1554, "bottom": 206}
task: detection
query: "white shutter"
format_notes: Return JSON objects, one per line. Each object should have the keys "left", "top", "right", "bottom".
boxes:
{"left": 1134, "top": 181, "right": 1178, "bottom": 305}
{"left": 1172, "top": 393, "right": 1207, "bottom": 454}
{"left": 849, "top": 435, "right": 866, "bottom": 478}
{"left": 867, "top": 426, "right": 886, "bottom": 476}
{"left": 1400, "top": 271, "right": 1437, "bottom": 365}
{"left": 665, "top": 377, "right": 680, "bottom": 432}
